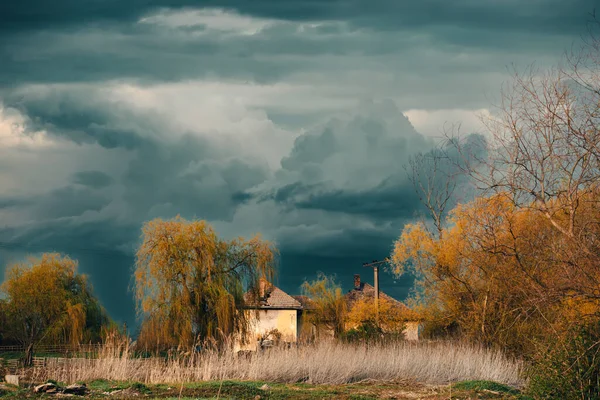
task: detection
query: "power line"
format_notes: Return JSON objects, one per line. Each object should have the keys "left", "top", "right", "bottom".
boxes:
{"left": 362, "top": 259, "right": 390, "bottom": 325}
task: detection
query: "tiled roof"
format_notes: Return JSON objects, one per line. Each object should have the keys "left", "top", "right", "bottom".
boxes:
{"left": 344, "top": 282, "right": 410, "bottom": 312}
{"left": 244, "top": 282, "right": 302, "bottom": 309}
{"left": 292, "top": 295, "right": 316, "bottom": 310}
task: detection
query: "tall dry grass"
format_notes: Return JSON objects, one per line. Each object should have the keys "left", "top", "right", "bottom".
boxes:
{"left": 29, "top": 340, "right": 524, "bottom": 387}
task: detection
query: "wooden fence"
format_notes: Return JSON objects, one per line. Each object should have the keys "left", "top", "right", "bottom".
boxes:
{"left": 0, "top": 344, "right": 104, "bottom": 354}
{"left": 0, "top": 358, "right": 22, "bottom": 374}
{"left": 0, "top": 356, "right": 100, "bottom": 373}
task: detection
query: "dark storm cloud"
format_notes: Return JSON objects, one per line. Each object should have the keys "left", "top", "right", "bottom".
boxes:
{"left": 279, "top": 223, "right": 403, "bottom": 259}
{"left": 278, "top": 100, "right": 431, "bottom": 171}
{"left": 0, "top": 218, "right": 137, "bottom": 256}
{"left": 2, "top": 85, "right": 272, "bottom": 224}
{"left": 280, "top": 128, "right": 336, "bottom": 170}
{"left": 1, "top": 0, "right": 589, "bottom": 327}
{"left": 0, "top": 27, "right": 308, "bottom": 86}
{"left": 269, "top": 182, "right": 319, "bottom": 204}
{"left": 0, "top": 0, "right": 593, "bottom": 89}
{"left": 294, "top": 178, "right": 423, "bottom": 220}
{"left": 0, "top": 0, "right": 594, "bottom": 35}
{"left": 0, "top": 96, "right": 277, "bottom": 308}
{"left": 247, "top": 102, "right": 431, "bottom": 236}
{"left": 0, "top": 95, "right": 458, "bottom": 327}
{"left": 245, "top": 99, "right": 436, "bottom": 275}
{"left": 72, "top": 171, "right": 114, "bottom": 189}
{"left": 3, "top": 89, "right": 159, "bottom": 149}
{"left": 33, "top": 186, "right": 109, "bottom": 219}
{"left": 0, "top": 21, "right": 384, "bottom": 86}
{"left": 0, "top": 197, "right": 30, "bottom": 209}
{"left": 265, "top": 178, "right": 423, "bottom": 220}
{"left": 122, "top": 148, "right": 270, "bottom": 222}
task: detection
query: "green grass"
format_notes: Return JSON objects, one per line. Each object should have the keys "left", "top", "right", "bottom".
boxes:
{"left": 85, "top": 378, "right": 124, "bottom": 392}
{"left": 0, "top": 379, "right": 528, "bottom": 399}
{"left": 85, "top": 378, "right": 152, "bottom": 394}
{"left": 130, "top": 382, "right": 152, "bottom": 394}
{"left": 453, "top": 380, "right": 519, "bottom": 394}
{"left": 452, "top": 380, "right": 533, "bottom": 399}
{"left": 0, "top": 352, "right": 23, "bottom": 360}
{"left": 0, "top": 385, "right": 28, "bottom": 399}
{"left": 87, "top": 380, "right": 380, "bottom": 399}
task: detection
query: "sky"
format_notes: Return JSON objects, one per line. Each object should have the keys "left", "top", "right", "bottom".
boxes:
{"left": 0, "top": 0, "right": 595, "bottom": 330}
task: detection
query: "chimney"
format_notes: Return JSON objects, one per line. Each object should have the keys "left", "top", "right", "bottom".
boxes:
{"left": 354, "top": 274, "right": 361, "bottom": 290}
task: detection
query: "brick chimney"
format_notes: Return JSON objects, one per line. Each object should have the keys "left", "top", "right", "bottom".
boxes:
{"left": 354, "top": 274, "right": 361, "bottom": 290}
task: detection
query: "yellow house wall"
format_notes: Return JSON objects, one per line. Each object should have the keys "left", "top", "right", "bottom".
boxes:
{"left": 403, "top": 321, "right": 423, "bottom": 341}
{"left": 237, "top": 309, "right": 299, "bottom": 351}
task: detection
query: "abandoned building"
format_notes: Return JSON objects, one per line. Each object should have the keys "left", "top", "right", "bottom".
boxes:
{"left": 237, "top": 274, "right": 422, "bottom": 351}
{"left": 345, "top": 274, "right": 423, "bottom": 341}
{"left": 237, "top": 278, "right": 306, "bottom": 351}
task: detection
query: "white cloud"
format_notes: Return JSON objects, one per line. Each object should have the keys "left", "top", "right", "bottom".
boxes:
{"left": 139, "top": 8, "right": 276, "bottom": 36}
{"left": 106, "top": 81, "right": 301, "bottom": 169}
{"left": 404, "top": 108, "right": 492, "bottom": 139}
{"left": 0, "top": 105, "right": 52, "bottom": 148}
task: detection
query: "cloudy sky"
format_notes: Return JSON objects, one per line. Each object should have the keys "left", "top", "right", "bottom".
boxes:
{"left": 0, "top": 0, "right": 594, "bottom": 329}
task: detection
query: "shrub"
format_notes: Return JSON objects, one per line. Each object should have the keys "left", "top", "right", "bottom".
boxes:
{"left": 339, "top": 321, "right": 404, "bottom": 344}
{"left": 340, "top": 322, "right": 384, "bottom": 343}
{"left": 527, "top": 320, "right": 600, "bottom": 399}
{"left": 453, "top": 380, "right": 519, "bottom": 394}
{"left": 131, "top": 382, "right": 151, "bottom": 394}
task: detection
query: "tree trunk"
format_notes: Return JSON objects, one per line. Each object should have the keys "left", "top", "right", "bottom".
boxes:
{"left": 24, "top": 343, "right": 34, "bottom": 367}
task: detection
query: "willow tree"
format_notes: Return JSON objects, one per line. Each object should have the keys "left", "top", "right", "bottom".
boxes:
{"left": 1, "top": 253, "right": 110, "bottom": 365}
{"left": 134, "top": 217, "right": 277, "bottom": 351}
{"left": 301, "top": 273, "right": 347, "bottom": 338}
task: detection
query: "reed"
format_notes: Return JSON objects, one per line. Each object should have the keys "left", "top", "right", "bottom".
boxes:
{"left": 29, "top": 340, "right": 524, "bottom": 387}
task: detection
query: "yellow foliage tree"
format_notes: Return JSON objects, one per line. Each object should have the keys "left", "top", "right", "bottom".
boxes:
{"left": 301, "top": 273, "right": 347, "bottom": 338}
{"left": 392, "top": 193, "right": 600, "bottom": 354}
{"left": 346, "top": 297, "right": 408, "bottom": 334}
{"left": 134, "top": 217, "right": 277, "bottom": 351}
{"left": 1, "top": 253, "right": 110, "bottom": 365}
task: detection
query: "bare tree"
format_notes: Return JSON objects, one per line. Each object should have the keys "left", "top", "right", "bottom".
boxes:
{"left": 447, "top": 18, "right": 600, "bottom": 300}
{"left": 406, "top": 143, "right": 458, "bottom": 239}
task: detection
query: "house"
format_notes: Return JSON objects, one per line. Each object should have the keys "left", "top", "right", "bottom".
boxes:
{"left": 344, "top": 274, "right": 423, "bottom": 341}
{"left": 237, "top": 278, "right": 306, "bottom": 351}
{"left": 236, "top": 275, "right": 422, "bottom": 351}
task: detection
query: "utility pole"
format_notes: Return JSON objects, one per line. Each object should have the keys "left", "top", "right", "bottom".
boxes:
{"left": 362, "top": 259, "right": 389, "bottom": 326}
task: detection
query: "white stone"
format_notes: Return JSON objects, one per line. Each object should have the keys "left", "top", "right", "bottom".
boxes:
{"left": 4, "top": 375, "right": 19, "bottom": 386}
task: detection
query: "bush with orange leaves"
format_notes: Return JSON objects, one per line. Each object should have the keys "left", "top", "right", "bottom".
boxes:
{"left": 392, "top": 191, "right": 600, "bottom": 356}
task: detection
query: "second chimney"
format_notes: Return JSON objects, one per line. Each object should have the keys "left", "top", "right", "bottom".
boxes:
{"left": 354, "top": 274, "right": 361, "bottom": 290}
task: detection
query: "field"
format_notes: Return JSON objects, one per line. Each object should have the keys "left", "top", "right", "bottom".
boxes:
{"left": 0, "top": 341, "right": 526, "bottom": 399}
{"left": 0, "top": 379, "right": 529, "bottom": 399}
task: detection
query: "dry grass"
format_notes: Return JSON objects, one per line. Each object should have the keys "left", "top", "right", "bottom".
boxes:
{"left": 28, "top": 341, "right": 524, "bottom": 388}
